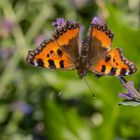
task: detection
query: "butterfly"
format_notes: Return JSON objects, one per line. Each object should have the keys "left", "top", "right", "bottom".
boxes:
{"left": 26, "top": 17, "right": 137, "bottom": 78}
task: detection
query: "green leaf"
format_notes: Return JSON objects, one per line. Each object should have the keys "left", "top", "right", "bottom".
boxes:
{"left": 119, "top": 100, "right": 140, "bottom": 106}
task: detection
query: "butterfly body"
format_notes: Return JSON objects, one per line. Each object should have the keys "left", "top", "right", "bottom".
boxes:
{"left": 76, "top": 56, "right": 89, "bottom": 79}
{"left": 26, "top": 17, "right": 137, "bottom": 78}
{"left": 75, "top": 36, "right": 90, "bottom": 78}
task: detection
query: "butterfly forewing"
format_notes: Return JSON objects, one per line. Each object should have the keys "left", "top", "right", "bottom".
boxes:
{"left": 26, "top": 21, "right": 80, "bottom": 70}
{"left": 91, "top": 24, "right": 114, "bottom": 49}
{"left": 88, "top": 22, "right": 114, "bottom": 62}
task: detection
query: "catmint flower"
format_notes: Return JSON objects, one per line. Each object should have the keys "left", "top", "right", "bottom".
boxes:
{"left": 91, "top": 16, "right": 106, "bottom": 25}
{"left": 52, "top": 18, "right": 66, "bottom": 29}
{"left": 118, "top": 77, "right": 140, "bottom": 106}
{"left": 119, "top": 81, "right": 137, "bottom": 99}
{"left": 11, "top": 101, "right": 33, "bottom": 115}
{"left": 0, "top": 19, "right": 13, "bottom": 37}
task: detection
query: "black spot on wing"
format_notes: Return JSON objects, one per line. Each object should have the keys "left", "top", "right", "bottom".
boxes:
{"left": 36, "top": 59, "right": 44, "bottom": 67}
{"left": 50, "top": 50, "right": 54, "bottom": 54}
{"left": 110, "top": 67, "right": 117, "bottom": 76}
{"left": 48, "top": 59, "right": 56, "bottom": 69}
{"left": 59, "top": 60, "right": 64, "bottom": 68}
{"left": 57, "top": 49, "right": 63, "bottom": 57}
{"left": 105, "top": 55, "right": 111, "bottom": 62}
{"left": 101, "top": 65, "right": 106, "bottom": 72}
{"left": 120, "top": 68, "right": 126, "bottom": 76}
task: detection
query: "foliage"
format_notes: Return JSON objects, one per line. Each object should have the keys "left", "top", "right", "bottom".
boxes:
{"left": 0, "top": 0, "right": 140, "bottom": 140}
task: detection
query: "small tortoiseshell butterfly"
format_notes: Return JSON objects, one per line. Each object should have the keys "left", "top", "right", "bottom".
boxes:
{"left": 26, "top": 17, "right": 137, "bottom": 78}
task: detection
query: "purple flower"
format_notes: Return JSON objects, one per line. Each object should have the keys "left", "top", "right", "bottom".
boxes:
{"left": 11, "top": 101, "right": 33, "bottom": 115}
{"left": 0, "top": 47, "right": 15, "bottom": 59}
{"left": 118, "top": 77, "right": 140, "bottom": 106}
{"left": 2, "top": 19, "right": 13, "bottom": 31}
{"left": 119, "top": 81, "right": 137, "bottom": 99}
{"left": 119, "top": 92, "right": 135, "bottom": 100}
{"left": 52, "top": 18, "right": 66, "bottom": 29}
{"left": 69, "top": 20, "right": 75, "bottom": 24}
{"left": 91, "top": 16, "right": 106, "bottom": 25}
{"left": 0, "top": 19, "right": 14, "bottom": 37}
{"left": 118, "top": 76, "right": 140, "bottom": 101}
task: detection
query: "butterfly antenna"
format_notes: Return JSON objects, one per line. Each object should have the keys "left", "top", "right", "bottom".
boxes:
{"left": 83, "top": 78, "right": 96, "bottom": 97}
{"left": 57, "top": 75, "right": 78, "bottom": 96}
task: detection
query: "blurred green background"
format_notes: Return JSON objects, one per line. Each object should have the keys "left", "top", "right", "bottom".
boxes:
{"left": 0, "top": 0, "right": 140, "bottom": 140}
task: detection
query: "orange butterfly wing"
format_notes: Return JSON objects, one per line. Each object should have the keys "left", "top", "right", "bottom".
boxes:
{"left": 91, "top": 23, "right": 113, "bottom": 49}
{"left": 89, "top": 48, "right": 137, "bottom": 76}
{"left": 26, "top": 22, "right": 80, "bottom": 70}
{"left": 88, "top": 20, "right": 137, "bottom": 76}
{"left": 88, "top": 22, "right": 114, "bottom": 61}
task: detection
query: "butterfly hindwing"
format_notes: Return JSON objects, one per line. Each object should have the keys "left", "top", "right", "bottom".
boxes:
{"left": 26, "top": 21, "right": 80, "bottom": 70}
{"left": 89, "top": 48, "right": 137, "bottom": 76}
